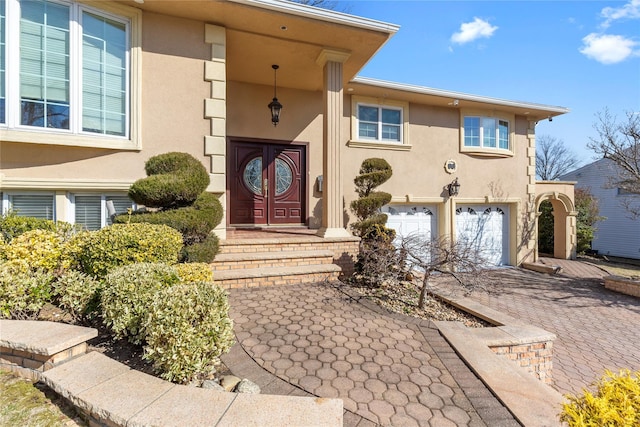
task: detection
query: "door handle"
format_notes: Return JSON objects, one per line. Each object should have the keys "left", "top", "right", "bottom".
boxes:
{"left": 264, "top": 178, "right": 268, "bottom": 196}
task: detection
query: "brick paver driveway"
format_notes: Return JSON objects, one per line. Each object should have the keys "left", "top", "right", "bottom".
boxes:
{"left": 228, "top": 282, "right": 518, "bottom": 427}
{"left": 459, "top": 265, "right": 640, "bottom": 396}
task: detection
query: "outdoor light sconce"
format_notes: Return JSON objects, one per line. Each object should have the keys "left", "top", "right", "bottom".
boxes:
{"left": 268, "top": 64, "right": 282, "bottom": 126}
{"left": 448, "top": 178, "right": 461, "bottom": 197}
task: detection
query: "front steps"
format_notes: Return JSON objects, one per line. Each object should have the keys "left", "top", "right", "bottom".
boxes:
{"left": 212, "top": 235, "right": 359, "bottom": 289}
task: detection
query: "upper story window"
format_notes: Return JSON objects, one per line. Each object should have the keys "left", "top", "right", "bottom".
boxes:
{"left": 349, "top": 96, "right": 410, "bottom": 151}
{"left": 0, "top": 0, "right": 140, "bottom": 148}
{"left": 464, "top": 117, "right": 509, "bottom": 150}
{"left": 460, "top": 111, "right": 514, "bottom": 157}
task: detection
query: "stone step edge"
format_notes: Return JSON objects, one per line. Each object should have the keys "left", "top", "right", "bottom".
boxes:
{"left": 213, "top": 249, "right": 335, "bottom": 263}
{"left": 434, "top": 321, "right": 563, "bottom": 427}
{"left": 41, "top": 351, "right": 343, "bottom": 426}
{"left": 214, "top": 264, "right": 341, "bottom": 281}
{"left": 221, "top": 236, "right": 359, "bottom": 247}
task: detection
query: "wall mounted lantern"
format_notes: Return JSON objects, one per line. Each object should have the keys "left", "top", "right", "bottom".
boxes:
{"left": 268, "top": 64, "right": 282, "bottom": 126}
{"left": 448, "top": 178, "right": 461, "bottom": 197}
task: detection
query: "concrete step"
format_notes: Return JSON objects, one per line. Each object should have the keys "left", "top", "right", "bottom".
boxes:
{"left": 219, "top": 236, "right": 353, "bottom": 254}
{"left": 214, "top": 264, "right": 341, "bottom": 289}
{"left": 212, "top": 249, "right": 334, "bottom": 270}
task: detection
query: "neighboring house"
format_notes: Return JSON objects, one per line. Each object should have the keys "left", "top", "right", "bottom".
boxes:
{"left": 561, "top": 159, "right": 640, "bottom": 260}
{"left": 0, "top": 0, "right": 573, "bottom": 267}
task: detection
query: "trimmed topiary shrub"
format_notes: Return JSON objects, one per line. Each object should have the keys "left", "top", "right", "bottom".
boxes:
{"left": 115, "top": 153, "right": 223, "bottom": 263}
{"left": 3, "top": 229, "right": 65, "bottom": 272}
{"left": 561, "top": 369, "right": 640, "bottom": 426}
{"left": 350, "top": 158, "right": 394, "bottom": 238}
{"left": 53, "top": 271, "right": 101, "bottom": 321}
{"left": 0, "top": 260, "right": 55, "bottom": 319}
{"left": 0, "top": 211, "right": 58, "bottom": 242}
{"left": 128, "top": 152, "right": 209, "bottom": 208}
{"left": 78, "top": 223, "right": 183, "bottom": 277}
{"left": 180, "top": 233, "right": 219, "bottom": 263}
{"left": 101, "top": 263, "right": 181, "bottom": 344}
{"left": 143, "top": 281, "right": 234, "bottom": 383}
{"left": 174, "top": 263, "right": 214, "bottom": 283}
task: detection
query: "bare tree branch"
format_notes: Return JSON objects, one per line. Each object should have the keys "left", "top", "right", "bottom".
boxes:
{"left": 285, "top": 0, "right": 351, "bottom": 12}
{"left": 588, "top": 109, "right": 640, "bottom": 194}
{"left": 536, "top": 135, "right": 581, "bottom": 180}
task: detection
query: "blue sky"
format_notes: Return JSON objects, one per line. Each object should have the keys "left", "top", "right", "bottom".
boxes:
{"left": 338, "top": 0, "right": 640, "bottom": 166}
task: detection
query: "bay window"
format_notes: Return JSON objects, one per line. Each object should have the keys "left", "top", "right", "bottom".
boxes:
{"left": 463, "top": 116, "right": 510, "bottom": 150}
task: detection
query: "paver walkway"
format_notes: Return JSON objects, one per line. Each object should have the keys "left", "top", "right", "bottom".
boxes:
{"left": 454, "top": 261, "right": 640, "bottom": 397}
{"left": 227, "top": 282, "right": 519, "bottom": 427}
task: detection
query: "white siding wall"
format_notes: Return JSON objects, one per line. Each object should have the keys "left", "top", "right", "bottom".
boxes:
{"left": 561, "top": 159, "right": 640, "bottom": 260}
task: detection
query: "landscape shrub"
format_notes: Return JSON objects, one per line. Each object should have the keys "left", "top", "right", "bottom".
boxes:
{"left": 101, "top": 263, "right": 180, "bottom": 344}
{"left": 3, "top": 229, "right": 65, "bottom": 272}
{"left": 180, "top": 233, "right": 219, "bottom": 263}
{"left": 53, "top": 271, "right": 101, "bottom": 321}
{"left": 0, "top": 260, "right": 54, "bottom": 319}
{"left": 128, "top": 152, "right": 209, "bottom": 208}
{"left": 350, "top": 158, "right": 393, "bottom": 237}
{"left": 561, "top": 369, "right": 640, "bottom": 426}
{"left": 143, "top": 281, "right": 234, "bottom": 383}
{"left": 174, "top": 263, "right": 214, "bottom": 283}
{"left": 78, "top": 223, "right": 183, "bottom": 277}
{"left": 117, "top": 192, "right": 223, "bottom": 245}
{"left": 0, "top": 212, "right": 58, "bottom": 241}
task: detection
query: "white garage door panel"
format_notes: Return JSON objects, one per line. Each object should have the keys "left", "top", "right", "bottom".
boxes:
{"left": 456, "top": 205, "right": 509, "bottom": 266}
{"left": 384, "top": 205, "right": 436, "bottom": 244}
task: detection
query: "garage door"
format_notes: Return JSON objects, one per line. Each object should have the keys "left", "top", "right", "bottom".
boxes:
{"left": 383, "top": 205, "right": 436, "bottom": 244}
{"left": 455, "top": 205, "right": 509, "bottom": 266}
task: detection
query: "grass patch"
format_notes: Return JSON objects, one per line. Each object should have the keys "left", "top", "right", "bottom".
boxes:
{"left": 0, "top": 369, "right": 84, "bottom": 427}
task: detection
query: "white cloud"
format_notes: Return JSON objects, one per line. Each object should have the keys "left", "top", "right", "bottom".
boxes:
{"left": 450, "top": 18, "right": 498, "bottom": 45}
{"left": 579, "top": 33, "right": 639, "bottom": 64}
{"left": 600, "top": 0, "right": 640, "bottom": 29}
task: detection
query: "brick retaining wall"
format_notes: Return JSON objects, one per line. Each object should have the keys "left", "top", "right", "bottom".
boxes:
{"left": 490, "top": 341, "right": 554, "bottom": 384}
{"left": 604, "top": 275, "right": 640, "bottom": 298}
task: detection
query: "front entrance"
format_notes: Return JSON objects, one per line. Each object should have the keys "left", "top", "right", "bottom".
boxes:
{"left": 228, "top": 140, "right": 306, "bottom": 226}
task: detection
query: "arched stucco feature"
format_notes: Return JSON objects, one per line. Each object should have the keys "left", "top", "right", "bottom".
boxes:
{"left": 535, "top": 191, "right": 577, "bottom": 261}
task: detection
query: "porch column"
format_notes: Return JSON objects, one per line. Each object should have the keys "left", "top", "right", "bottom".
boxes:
{"left": 316, "top": 49, "right": 351, "bottom": 238}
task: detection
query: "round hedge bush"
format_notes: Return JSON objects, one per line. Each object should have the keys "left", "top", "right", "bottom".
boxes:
{"left": 0, "top": 260, "right": 55, "bottom": 319}
{"left": 53, "top": 270, "right": 101, "bottom": 321}
{"left": 3, "top": 229, "right": 65, "bottom": 272}
{"left": 173, "top": 263, "right": 214, "bottom": 283}
{"left": 78, "top": 223, "right": 183, "bottom": 277}
{"left": 143, "top": 281, "right": 234, "bottom": 383}
{"left": 128, "top": 152, "right": 210, "bottom": 208}
{"left": 101, "top": 263, "right": 181, "bottom": 344}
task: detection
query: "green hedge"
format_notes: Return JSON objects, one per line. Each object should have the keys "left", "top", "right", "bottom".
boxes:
{"left": 143, "top": 281, "right": 234, "bottom": 383}
{"left": 78, "top": 223, "right": 183, "bottom": 277}
{"left": 0, "top": 261, "right": 54, "bottom": 319}
{"left": 101, "top": 263, "right": 180, "bottom": 344}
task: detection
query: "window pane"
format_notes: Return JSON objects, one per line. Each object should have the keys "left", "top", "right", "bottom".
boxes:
{"left": 0, "top": 0, "right": 5, "bottom": 123}
{"left": 359, "top": 122, "right": 377, "bottom": 139}
{"left": 358, "top": 105, "right": 378, "bottom": 122}
{"left": 11, "top": 194, "right": 54, "bottom": 220}
{"left": 381, "top": 108, "right": 400, "bottom": 125}
{"left": 382, "top": 124, "right": 400, "bottom": 141}
{"left": 82, "top": 12, "right": 127, "bottom": 136}
{"left": 20, "top": 0, "right": 70, "bottom": 129}
{"left": 106, "top": 195, "right": 133, "bottom": 225}
{"left": 464, "top": 117, "right": 480, "bottom": 147}
{"left": 498, "top": 120, "right": 509, "bottom": 149}
{"left": 482, "top": 118, "right": 496, "bottom": 148}
{"left": 75, "top": 195, "right": 102, "bottom": 230}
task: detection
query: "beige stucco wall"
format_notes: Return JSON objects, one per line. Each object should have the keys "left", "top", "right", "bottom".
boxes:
{"left": 1, "top": 12, "right": 211, "bottom": 185}
{"left": 226, "top": 81, "right": 325, "bottom": 228}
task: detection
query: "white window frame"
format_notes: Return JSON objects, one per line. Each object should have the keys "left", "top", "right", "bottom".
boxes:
{"left": 0, "top": 0, "right": 141, "bottom": 150}
{"left": 70, "top": 192, "right": 134, "bottom": 229}
{"left": 460, "top": 110, "right": 514, "bottom": 157}
{"left": 1, "top": 191, "right": 56, "bottom": 220}
{"left": 349, "top": 95, "right": 411, "bottom": 151}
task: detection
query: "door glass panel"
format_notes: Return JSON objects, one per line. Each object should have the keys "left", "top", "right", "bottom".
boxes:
{"left": 243, "top": 157, "right": 262, "bottom": 195}
{"left": 275, "top": 158, "right": 293, "bottom": 195}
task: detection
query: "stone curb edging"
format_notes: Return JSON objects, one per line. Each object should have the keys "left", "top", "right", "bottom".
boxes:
{"left": 0, "top": 320, "right": 343, "bottom": 427}
{"left": 604, "top": 275, "right": 640, "bottom": 298}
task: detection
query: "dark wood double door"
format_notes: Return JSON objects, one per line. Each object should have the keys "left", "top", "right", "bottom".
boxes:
{"left": 228, "top": 140, "right": 306, "bottom": 225}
